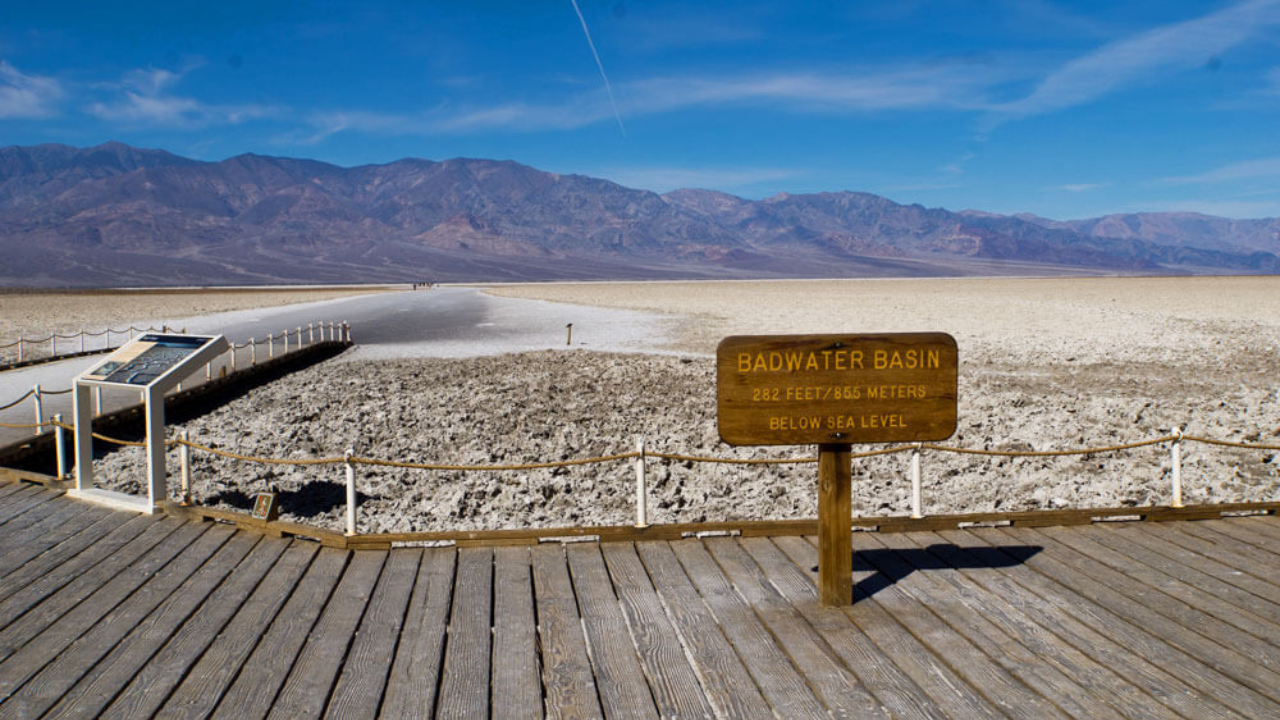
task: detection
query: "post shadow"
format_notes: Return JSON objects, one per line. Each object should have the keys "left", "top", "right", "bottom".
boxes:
{"left": 812, "top": 543, "right": 1043, "bottom": 603}
{"left": 207, "top": 480, "right": 377, "bottom": 518}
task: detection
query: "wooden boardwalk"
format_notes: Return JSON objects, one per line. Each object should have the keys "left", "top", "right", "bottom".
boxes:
{"left": 1, "top": 480, "right": 1279, "bottom": 718}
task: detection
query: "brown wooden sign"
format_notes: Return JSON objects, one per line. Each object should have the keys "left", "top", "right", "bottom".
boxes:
{"left": 717, "top": 333, "right": 959, "bottom": 446}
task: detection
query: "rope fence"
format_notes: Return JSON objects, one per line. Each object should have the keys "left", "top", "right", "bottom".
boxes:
{"left": 39, "top": 413, "right": 1280, "bottom": 536}
{"left": 0, "top": 325, "right": 166, "bottom": 364}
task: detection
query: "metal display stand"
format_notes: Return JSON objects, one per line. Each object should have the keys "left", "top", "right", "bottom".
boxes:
{"left": 69, "top": 333, "right": 228, "bottom": 514}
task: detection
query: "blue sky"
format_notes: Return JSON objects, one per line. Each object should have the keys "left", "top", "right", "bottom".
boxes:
{"left": 1, "top": 0, "right": 1279, "bottom": 219}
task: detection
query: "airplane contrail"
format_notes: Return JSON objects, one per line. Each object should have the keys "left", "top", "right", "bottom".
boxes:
{"left": 568, "top": 0, "right": 626, "bottom": 136}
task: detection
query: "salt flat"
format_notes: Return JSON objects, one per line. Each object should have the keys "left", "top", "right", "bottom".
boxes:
{"left": 84, "top": 275, "right": 1280, "bottom": 534}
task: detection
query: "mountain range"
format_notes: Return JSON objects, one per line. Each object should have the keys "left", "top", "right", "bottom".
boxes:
{"left": 1, "top": 142, "right": 1277, "bottom": 287}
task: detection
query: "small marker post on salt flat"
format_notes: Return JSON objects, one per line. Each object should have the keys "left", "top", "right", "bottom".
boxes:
{"left": 717, "top": 332, "right": 958, "bottom": 606}
{"left": 566, "top": 323, "right": 573, "bottom": 346}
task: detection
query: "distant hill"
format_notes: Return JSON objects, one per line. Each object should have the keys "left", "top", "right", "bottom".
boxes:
{"left": 1, "top": 142, "right": 1276, "bottom": 286}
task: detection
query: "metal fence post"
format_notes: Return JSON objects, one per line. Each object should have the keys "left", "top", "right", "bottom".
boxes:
{"left": 308, "top": 323, "right": 314, "bottom": 345}
{"left": 80, "top": 329, "right": 85, "bottom": 353}
{"left": 345, "top": 449, "right": 357, "bottom": 536}
{"left": 180, "top": 429, "right": 192, "bottom": 506}
{"left": 230, "top": 346, "right": 237, "bottom": 372}
{"left": 94, "top": 386, "right": 102, "bottom": 416}
{"left": 635, "top": 436, "right": 648, "bottom": 528}
{"left": 33, "top": 383, "right": 43, "bottom": 435}
{"left": 283, "top": 329, "right": 289, "bottom": 354}
{"left": 1171, "top": 427, "right": 1184, "bottom": 508}
{"left": 250, "top": 338, "right": 257, "bottom": 366}
{"left": 910, "top": 443, "right": 923, "bottom": 519}
{"left": 268, "top": 333, "right": 275, "bottom": 359}
{"left": 17, "top": 338, "right": 23, "bottom": 363}
{"left": 51, "top": 333, "right": 57, "bottom": 357}
{"left": 54, "top": 413, "right": 66, "bottom": 479}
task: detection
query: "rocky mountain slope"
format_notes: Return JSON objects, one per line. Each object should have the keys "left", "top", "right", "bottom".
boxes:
{"left": 1, "top": 142, "right": 1276, "bottom": 286}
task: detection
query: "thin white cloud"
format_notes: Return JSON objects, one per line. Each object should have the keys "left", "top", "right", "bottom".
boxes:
{"left": 1053, "top": 182, "right": 1111, "bottom": 192}
{"left": 0, "top": 61, "right": 63, "bottom": 119}
{"left": 88, "top": 65, "right": 277, "bottom": 128}
{"left": 1158, "top": 156, "right": 1280, "bottom": 185}
{"left": 597, "top": 166, "right": 800, "bottom": 194}
{"left": 993, "top": 0, "right": 1280, "bottom": 119}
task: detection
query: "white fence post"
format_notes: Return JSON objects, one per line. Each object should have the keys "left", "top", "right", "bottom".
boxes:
{"left": 635, "top": 436, "right": 648, "bottom": 528}
{"left": 910, "top": 443, "right": 923, "bottom": 519}
{"left": 206, "top": 361, "right": 212, "bottom": 381}
{"left": 33, "top": 383, "right": 43, "bottom": 435}
{"left": 308, "top": 323, "right": 314, "bottom": 345}
{"left": 1171, "top": 427, "right": 1184, "bottom": 508}
{"left": 180, "top": 429, "right": 192, "bottom": 506}
{"left": 329, "top": 322, "right": 335, "bottom": 341}
{"left": 51, "top": 334, "right": 57, "bottom": 358}
{"left": 268, "top": 333, "right": 275, "bottom": 359}
{"left": 283, "top": 330, "right": 289, "bottom": 354}
{"left": 94, "top": 386, "right": 102, "bottom": 416}
{"left": 230, "top": 346, "right": 237, "bottom": 372}
{"left": 80, "top": 329, "right": 85, "bottom": 353}
{"left": 343, "top": 321, "right": 350, "bottom": 342}
{"left": 54, "top": 413, "right": 66, "bottom": 479}
{"left": 250, "top": 338, "right": 257, "bottom": 366}
{"left": 17, "top": 338, "right": 23, "bottom": 363}
{"left": 345, "top": 448, "right": 357, "bottom": 536}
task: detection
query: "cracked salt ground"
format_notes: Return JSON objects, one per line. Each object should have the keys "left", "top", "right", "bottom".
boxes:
{"left": 93, "top": 345, "right": 1280, "bottom": 535}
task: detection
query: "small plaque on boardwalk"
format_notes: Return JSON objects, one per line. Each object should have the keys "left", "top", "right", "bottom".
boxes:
{"left": 252, "top": 492, "right": 279, "bottom": 521}
{"left": 716, "top": 333, "right": 959, "bottom": 446}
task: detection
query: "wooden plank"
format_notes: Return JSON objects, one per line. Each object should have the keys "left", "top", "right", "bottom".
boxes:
{"left": 435, "top": 547, "right": 494, "bottom": 719}
{"left": 0, "top": 484, "right": 58, "bottom": 526}
{"left": 1133, "top": 522, "right": 1280, "bottom": 604}
{"left": 1184, "top": 519, "right": 1280, "bottom": 566}
{"left": 938, "top": 526, "right": 1280, "bottom": 719}
{"left": 0, "top": 479, "right": 29, "bottom": 500}
{"left": 996, "top": 526, "right": 1280, "bottom": 705}
{"left": 206, "top": 547, "right": 350, "bottom": 720}
{"left": 490, "top": 546, "right": 542, "bottom": 720}
{"left": 531, "top": 543, "right": 603, "bottom": 720}
{"left": 701, "top": 537, "right": 888, "bottom": 717}
{"left": 380, "top": 547, "right": 456, "bottom": 718}
{"left": 632, "top": 541, "right": 772, "bottom": 719}
{"left": 269, "top": 549, "right": 386, "bottom": 719}
{"left": 1041, "top": 525, "right": 1280, "bottom": 657}
{"left": 0, "top": 520, "right": 213, "bottom": 703}
{"left": 599, "top": 543, "right": 716, "bottom": 719}
{"left": 0, "top": 516, "right": 186, "bottom": 664}
{"left": 565, "top": 543, "right": 658, "bottom": 719}
{"left": 14, "top": 528, "right": 253, "bottom": 719}
{"left": 783, "top": 535, "right": 1013, "bottom": 719}
{"left": 0, "top": 503, "right": 110, "bottom": 582}
{"left": 668, "top": 538, "right": 827, "bottom": 718}
{"left": 325, "top": 549, "right": 421, "bottom": 720}
{"left": 0, "top": 489, "right": 91, "bottom": 539}
{"left": 1237, "top": 515, "right": 1280, "bottom": 541}
{"left": 80, "top": 535, "right": 292, "bottom": 720}
{"left": 866, "top": 531, "right": 1151, "bottom": 719}
{"left": 1102, "top": 523, "right": 1280, "bottom": 621}
{"left": 139, "top": 541, "right": 321, "bottom": 720}
{"left": 0, "top": 513, "right": 155, "bottom": 613}
{"left": 743, "top": 536, "right": 941, "bottom": 719}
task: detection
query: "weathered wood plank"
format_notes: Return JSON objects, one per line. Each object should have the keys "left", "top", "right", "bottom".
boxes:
{"left": 755, "top": 536, "right": 948, "bottom": 719}
{"left": 380, "top": 547, "right": 456, "bottom": 718}
{"left": 939, "top": 526, "right": 1280, "bottom": 719}
{"left": 0, "top": 502, "right": 109, "bottom": 582}
{"left": 0, "top": 485, "right": 58, "bottom": 526}
{"left": 435, "top": 546, "right": 494, "bottom": 719}
{"left": 632, "top": 541, "right": 771, "bottom": 719}
{"left": 566, "top": 543, "right": 658, "bottom": 719}
{"left": 1042, "top": 525, "right": 1280, "bottom": 658}
{"left": 599, "top": 542, "right": 716, "bottom": 719}
{"left": 206, "top": 547, "right": 350, "bottom": 720}
{"left": 0, "top": 516, "right": 186, "bottom": 664}
{"left": 531, "top": 543, "right": 603, "bottom": 720}
{"left": 142, "top": 541, "right": 320, "bottom": 720}
{"left": 1134, "top": 522, "right": 1280, "bottom": 605}
{"left": 325, "top": 548, "right": 420, "bottom": 720}
{"left": 0, "top": 479, "right": 29, "bottom": 500}
{"left": 0, "top": 513, "right": 155, "bottom": 614}
{"left": 668, "top": 538, "right": 826, "bottom": 718}
{"left": 490, "top": 545, "right": 542, "bottom": 720}
{"left": 1183, "top": 519, "right": 1280, "bottom": 568}
{"left": 1100, "top": 523, "right": 1280, "bottom": 622}
{"left": 997, "top": 526, "right": 1280, "bottom": 705}
{"left": 1236, "top": 515, "right": 1280, "bottom": 541}
{"left": 14, "top": 527, "right": 252, "bottom": 718}
{"left": 780, "top": 535, "right": 1008, "bottom": 719}
{"left": 269, "top": 549, "right": 386, "bottom": 719}
{"left": 866, "top": 531, "right": 1147, "bottom": 719}
{"left": 82, "top": 535, "right": 292, "bottom": 720}
{"left": 0, "top": 520, "right": 213, "bottom": 702}
{"left": 703, "top": 537, "right": 886, "bottom": 717}
{"left": 0, "top": 489, "right": 93, "bottom": 541}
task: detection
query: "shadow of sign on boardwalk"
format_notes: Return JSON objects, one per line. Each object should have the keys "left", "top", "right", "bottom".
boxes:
{"left": 810, "top": 544, "right": 1044, "bottom": 602}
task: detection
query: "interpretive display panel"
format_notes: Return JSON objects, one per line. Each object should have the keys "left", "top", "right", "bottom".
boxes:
{"left": 717, "top": 332, "right": 958, "bottom": 445}
{"left": 82, "top": 334, "right": 225, "bottom": 388}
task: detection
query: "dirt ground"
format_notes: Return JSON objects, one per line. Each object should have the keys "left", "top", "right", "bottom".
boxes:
{"left": 91, "top": 276, "right": 1280, "bottom": 534}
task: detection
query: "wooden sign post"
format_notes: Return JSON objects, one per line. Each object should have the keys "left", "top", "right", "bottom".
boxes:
{"left": 717, "top": 333, "right": 958, "bottom": 605}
